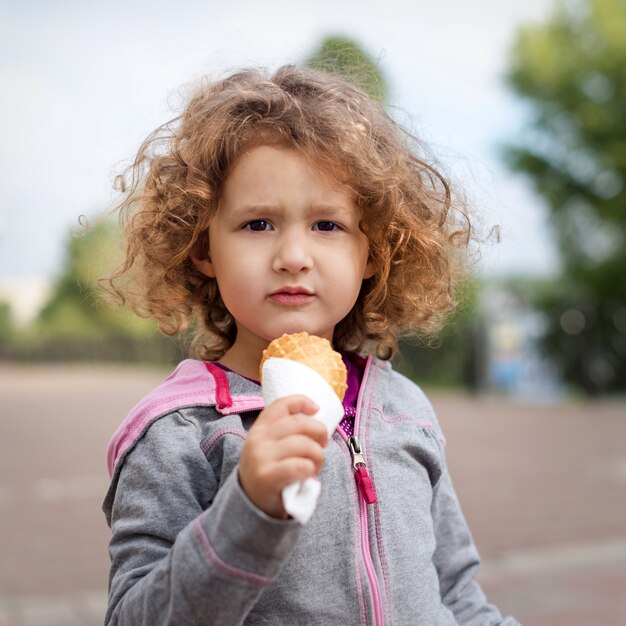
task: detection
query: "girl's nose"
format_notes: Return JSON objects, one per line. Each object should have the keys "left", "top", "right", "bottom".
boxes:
{"left": 272, "top": 230, "right": 313, "bottom": 274}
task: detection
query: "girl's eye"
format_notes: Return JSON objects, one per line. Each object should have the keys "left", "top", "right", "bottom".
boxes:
{"left": 314, "top": 221, "right": 339, "bottom": 232}
{"left": 244, "top": 220, "right": 273, "bottom": 232}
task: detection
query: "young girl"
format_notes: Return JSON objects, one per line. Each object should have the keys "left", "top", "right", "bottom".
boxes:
{"left": 103, "top": 65, "right": 518, "bottom": 625}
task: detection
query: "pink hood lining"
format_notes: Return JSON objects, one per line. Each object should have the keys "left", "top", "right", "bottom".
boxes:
{"left": 106, "top": 360, "right": 263, "bottom": 478}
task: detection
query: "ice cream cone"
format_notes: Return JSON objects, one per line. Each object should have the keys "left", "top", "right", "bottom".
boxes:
{"left": 260, "top": 332, "right": 347, "bottom": 524}
{"left": 260, "top": 332, "right": 347, "bottom": 401}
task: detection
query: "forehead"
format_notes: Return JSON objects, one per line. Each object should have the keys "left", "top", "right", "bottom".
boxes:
{"left": 220, "top": 144, "right": 356, "bottom": 209}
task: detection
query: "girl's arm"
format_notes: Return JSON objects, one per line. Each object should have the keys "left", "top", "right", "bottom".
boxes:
{"left": 431, "top": 467, "right": 521, "bottom": 625}
{"left": 104, "top": 410, "right": 303, "bottom": 626}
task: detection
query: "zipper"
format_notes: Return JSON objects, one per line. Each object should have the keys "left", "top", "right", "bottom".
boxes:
{"left": 337, "top": 356, "right": 385, "bottom": 626}
{"left": 348, "top": 436, "right": 378, "bottom": 504}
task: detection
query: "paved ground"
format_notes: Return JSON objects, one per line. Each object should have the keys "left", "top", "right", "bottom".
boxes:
{"left": 0, "top": 364, "right": 624, "bottom": 625}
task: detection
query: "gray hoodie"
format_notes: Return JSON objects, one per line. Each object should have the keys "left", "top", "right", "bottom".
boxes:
{"left": 103, "top": 356, "right": 519, "bottom": 625}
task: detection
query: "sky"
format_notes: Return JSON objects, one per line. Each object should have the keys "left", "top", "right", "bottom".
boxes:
{"left": 0, "top": 0, "right": 561, "bottom": 285}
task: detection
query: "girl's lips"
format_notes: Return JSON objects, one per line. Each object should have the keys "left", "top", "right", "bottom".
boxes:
{"left": 268, "top": 292, "right": 315, "bottom": 306}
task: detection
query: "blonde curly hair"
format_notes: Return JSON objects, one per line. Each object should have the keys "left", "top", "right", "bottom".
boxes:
{"left": 107, "top": 65, "right": 471, "bottom": 360}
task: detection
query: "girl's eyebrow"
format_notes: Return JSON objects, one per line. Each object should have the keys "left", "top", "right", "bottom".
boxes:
{"left": 228, "top": 204, "right": 281, "bottom": 219}
{"left": 307, "top": 203, "right": 354, "bottom": 217}
{"left": 229, "top": 203, "right": 355, "bottom": 218}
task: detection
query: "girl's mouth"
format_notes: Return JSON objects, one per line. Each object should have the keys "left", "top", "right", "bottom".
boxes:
{"left": 268, "top": 288, "right": 315, "bottom": 306}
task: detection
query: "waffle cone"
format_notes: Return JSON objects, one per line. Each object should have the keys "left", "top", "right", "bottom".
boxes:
{"left": 260, "top": 332, "right": 347, "bottom": 401}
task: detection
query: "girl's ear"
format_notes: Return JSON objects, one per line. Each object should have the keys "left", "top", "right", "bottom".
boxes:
{"left": 362, "top": 258, "right": 375, "bottom": 280}
{"left": 192, "top": 255, "right": 215, "bottom": 278}
{"left": 191, "top": 234, "right": 216, "bottom": 278}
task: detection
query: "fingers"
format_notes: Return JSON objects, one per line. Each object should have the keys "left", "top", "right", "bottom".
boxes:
{"left": 262, "top": 395, "right": 319, "bottom": 423}
{"left": 268, "top": 434, "right": 326, "bottom": 472}
{"left": 261, "top": 458, "right": 320, "bottom": 491}
{"left": 267, "top": 414, "right": 328, "bottom": 447}
{"left": 252, "top": 395, "right": 328, "bottom": 446}
{"left": 242, "top": 430, "right": 326, "bottom": 476}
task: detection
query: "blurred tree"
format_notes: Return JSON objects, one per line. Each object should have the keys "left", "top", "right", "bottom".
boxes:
{"left": 504, "top": 0, "right": 626, "bottom": 393}
{"left": 305, "top": 35, "right": 388, "bottom": 102}
{"left": 24, "top": 218, "right": 181, "bottom": 364}
{"left": 37, "top": 218, "right": 150, "bottom": 337}
{"left": 0, "top": 301, "right": 13, "bottom": 344}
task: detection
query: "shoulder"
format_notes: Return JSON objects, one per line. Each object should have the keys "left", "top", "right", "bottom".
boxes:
{"left": 369, "top": 357, "right": 446, "bottom": 441}
{"left": 106, "top": 360, "right": 221, "bottom": 478}
{"left": 369, "top": 356, "right": 432, "bottom": 408}
{"left": 102, "top": 408, "right": 222, "bottom": 528}
{"left": 106, "top": 359, "right": 265, "bottom": 479}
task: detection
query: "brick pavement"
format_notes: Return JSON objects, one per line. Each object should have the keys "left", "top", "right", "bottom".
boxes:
{"left": 1, "top": 365, "right": 624, "bottom": 625}
{"left": 430, "top": 391, "right": 626, "bottom": 624}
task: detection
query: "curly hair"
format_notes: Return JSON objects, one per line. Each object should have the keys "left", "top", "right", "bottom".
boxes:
{"left": 107, "top": 64, "right": 472, "bottom": 360}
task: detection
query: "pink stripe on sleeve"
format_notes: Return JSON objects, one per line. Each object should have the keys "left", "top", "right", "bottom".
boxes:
{"left": 193, "top": 519, "right": 274, "bottom": 586}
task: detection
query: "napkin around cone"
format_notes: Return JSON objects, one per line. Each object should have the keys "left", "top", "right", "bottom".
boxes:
{"left": 261, "top": 357, "right": 345, "bottom": 524}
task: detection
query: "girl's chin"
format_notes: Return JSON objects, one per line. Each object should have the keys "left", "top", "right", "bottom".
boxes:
{"left": 266, "top": 327, "right": 333, "bottom": 342}
{"left": 236, "top": 320, "right": 335, "bottom": 344}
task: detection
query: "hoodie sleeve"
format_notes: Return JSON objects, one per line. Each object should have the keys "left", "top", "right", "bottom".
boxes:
{"left": 104, "top": 411, "right": 302, "bottom": 626}
{"left": 431, "top": 465, "right": 521, "bottom": 626}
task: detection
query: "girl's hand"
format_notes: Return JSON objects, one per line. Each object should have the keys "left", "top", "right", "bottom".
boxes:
{"left": 238, "top": 395, "right": 328, "bottom": 519}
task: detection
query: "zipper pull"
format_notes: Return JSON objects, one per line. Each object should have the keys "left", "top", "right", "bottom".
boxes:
{"left": 348, "top": 436, "right": 378, "bottom": 504}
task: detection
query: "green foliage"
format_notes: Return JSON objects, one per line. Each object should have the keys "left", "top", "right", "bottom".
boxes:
{"left": 11, "top": 217, "right": 183, "bottom": 364}
{"left": 37, "top": 218, "right": 153, "bottom": 338}
{"left": 305, "top": 35, "right": 388, "bottom": 102}
{"left": 0, "top": 301, "right": 13, "bottom": 344}
{"left": 504, "top": 0, "right": 626, "bottom": 393}
{"left": 532, "top": 278, "right": 625, "bottom": 394}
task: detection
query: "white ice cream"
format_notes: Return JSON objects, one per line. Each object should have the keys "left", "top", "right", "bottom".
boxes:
{"left": 261, "top": 357, "right": 345, "bottom": 524}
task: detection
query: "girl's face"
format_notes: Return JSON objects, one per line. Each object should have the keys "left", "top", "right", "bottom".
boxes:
{"left": 193, "top": 145, "right": 374, "bottom": 371}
